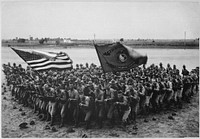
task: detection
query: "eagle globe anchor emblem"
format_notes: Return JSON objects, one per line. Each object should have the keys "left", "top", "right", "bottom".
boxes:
{"left": 119, "top": 53, "right": 127, "bottom": 63}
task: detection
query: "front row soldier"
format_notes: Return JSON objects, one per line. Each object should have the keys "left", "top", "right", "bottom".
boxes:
{"left": 68, "top": 83, "right": 79, "bottom": 127}
{"left": 59, "top": 88, "right": 69, "bottom": 128}
{"left": 94, "top": 85, "right": 105, "bottom": 128}
{"left": 105, "top": 86, "right": 118, "bottom": 128}
{"left": 128, "top": 86, "right": 140, "bottom": 129}
{"left": 79, "top": 82, "right": 95, "bottom": 129}
{"left": 165, "top": 77, "right": 174, "bottom": 109}
{"left": 114, "top": 91, "right": 131, "bottom": 128}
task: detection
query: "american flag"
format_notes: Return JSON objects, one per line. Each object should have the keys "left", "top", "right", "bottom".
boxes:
{"left": 11, "top": 47, "right": 73, "bottom": 71}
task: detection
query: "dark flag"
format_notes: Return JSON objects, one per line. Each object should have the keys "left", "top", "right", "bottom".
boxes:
{"left": 94, "top": 42, "right": 147, "bottom": 73}
{"left": 11, "top": 47, "right": 73, "bottom": 71}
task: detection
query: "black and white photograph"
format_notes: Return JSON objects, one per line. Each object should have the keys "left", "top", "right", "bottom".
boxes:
{"left": 1, "top": 0, "right": 199, "bottom": 138}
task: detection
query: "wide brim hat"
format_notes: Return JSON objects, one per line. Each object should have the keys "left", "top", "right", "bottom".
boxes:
{"left": 123, "top": 91, "right": 129, "bottom": 96}
{"left": 75, "top": 78, "right": 81, "bottom": 83}
{"left": 109, "top": 79, "right": 115, "bottom": 84}
{"left": 69, "top": 74, "right": 73, "bottom": 78}
{"left": 88, "top": 81, "right": 93, "bottom": 85}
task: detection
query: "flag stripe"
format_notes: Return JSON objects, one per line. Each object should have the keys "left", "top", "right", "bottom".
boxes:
{"left": 34, "top": 64, "right": 73, "bottom": 71}
{"left": 33, "top": 50, "right": 71, "bottom": 60}
{"left": 27, "top": 58, "right": 48, "bottom": 64}
{"left": 56, "top": 56, "right": 70, "bottom": 60}
{"left": 30, "top": 60, "right": 72, "bottom": 69}
{"left": 28, "top": 59, "right": 72, "bottom": 67}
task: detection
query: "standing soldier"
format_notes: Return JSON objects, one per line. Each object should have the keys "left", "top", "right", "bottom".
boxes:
{"left": 138, "top": 82, "right": 146, "bottom": 115}
{"left": 166, "top": 64, "right": 172, "bottom": 74}
{"left": 59, "top": 88, "right": 69, "bottom": 127}
{"left": 128, "top": 86, "right": 140, "bottom": 129}
{"left": 143, "top": 79, "right": 153, "bottom": 115}
{"left": 176, "top": 75, "right": 183, "bottom": 108}
{"left": 47, "top": 88, "right": 59, "bottom": 126}
{"left": 104, "top": 85, "right": 118, "bottom": 128}
{"left": 158, "top": 77, "right": 166, "bottom": 111}
{"left": 172, "top": 65, "right": 180, "bottom": 75}
{"left": 182, "top": 65, "right": 189, "bottom": 77}
{"left": 76, "top": 79, "right": 85, "bottom": 94}
{"left": 165, "top": 77, "right": 174, "bottom": 109}
{"left": 182, "top": 76, "right": 192, "bottom": 103}
{"left": 68, "top": 83, "right": 79, "bottom": 127}
{"left": 79, "top": 83, "right": 95, "bottom": 129}
{"left": 190, "top": 71, "right": 198, "bottom": 96}
{"left": 155, "top": 77, "right": 162, "bottom": 112}
{"left": 172, "top": 77, "right": 179, "bottom": 107}
{"left": 150, "top": 77, "right": 160, "bottom": 113}
{"left": 192, "top": 70, "right": 199, "bottom": 95}
{"left": 94, "top": 85, "right": 105, "bottom": 128}
{"left": 114, "top": 91, "right": 131, "bottom": 128}
{"left": 158, "top": 62, "right": 165, "bottom": 72}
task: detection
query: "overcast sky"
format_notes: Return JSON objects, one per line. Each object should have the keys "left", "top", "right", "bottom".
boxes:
{"left": 1, "top": 0, "right": 200, "bottom": 39}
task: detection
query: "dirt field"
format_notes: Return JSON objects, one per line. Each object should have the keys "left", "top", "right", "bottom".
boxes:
{"left": 1, "top": 75, "right": 199, "bottom": 138}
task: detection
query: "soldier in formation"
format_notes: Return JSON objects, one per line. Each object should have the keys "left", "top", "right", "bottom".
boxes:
{"left": 2, "top": 62, "right": 199, "bottom": 129}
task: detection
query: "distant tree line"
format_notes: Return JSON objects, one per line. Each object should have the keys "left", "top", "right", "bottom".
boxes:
{"left": 39, "top": 38, "right": 60, "bottom": 45}
{"left": 39, "top": 38, "right": 48, "bottom": 44}
{"left": 17, "top": 38, "right": 26, "bottom": 43}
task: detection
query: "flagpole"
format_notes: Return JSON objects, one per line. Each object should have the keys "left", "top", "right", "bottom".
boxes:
{"left": 93, "top": 41, "right": 108, "bottom": 89}
{"left": 93, "top": 41, "right": 105, "bottom": 72}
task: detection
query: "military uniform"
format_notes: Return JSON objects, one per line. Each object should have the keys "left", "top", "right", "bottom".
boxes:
{"left": 79, "top": 94, "right": 94, "bottom": 129}
{"left": 79, "top": 84, "right": 95, "bottom": 129}
{"left": 129, "top": 87, "right": 140, "bottom": 125}
{"left": 68, "top": 86, "right": 79, "bottom": 126}
{"left": 115, "top": 92, "right": 131, "bottom": 126}
{"left": 105, "top": 87, "right": 118, "bottom": 127}
{"left": 94, "top": 87, "right": 105, "bottom": 128}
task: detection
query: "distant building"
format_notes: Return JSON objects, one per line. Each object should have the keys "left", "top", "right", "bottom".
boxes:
{"left": 17, "top": 38, "right": 26, "bottom": 43}
{"left": 47, "top": 39, "right": 56, "bottom": 44}
{"left": 62, "top": 38, "right": 73, "bottom": 43}
{"left": 30, "top": 36, "right": 33, "bottom": 41}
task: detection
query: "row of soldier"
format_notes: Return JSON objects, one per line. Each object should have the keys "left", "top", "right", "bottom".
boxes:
{"left": 2, "top": 62, "right": 199, "bottom": 129}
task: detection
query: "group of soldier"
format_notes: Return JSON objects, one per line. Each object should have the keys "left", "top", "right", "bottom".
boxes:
{"left": 2, "top": 62, "right": 199, "bottom": 130}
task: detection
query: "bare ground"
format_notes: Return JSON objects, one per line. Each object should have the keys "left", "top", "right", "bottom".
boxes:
{"left": 1, "top": 82, "right": 199, "bottom": 138}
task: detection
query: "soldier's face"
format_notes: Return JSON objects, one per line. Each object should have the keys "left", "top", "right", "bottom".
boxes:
{"left": 89, "top": 84, "right": 93, "bottom": 87}
{"left": 118, "top": 93, "right": 123, "bottom": 98}
{"left": 69, "top": 84, "right": 73, "bottom": 89}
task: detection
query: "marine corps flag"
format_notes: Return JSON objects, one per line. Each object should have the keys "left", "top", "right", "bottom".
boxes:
{"left": 94, "top": 42, "right": 148, "bottom": 73}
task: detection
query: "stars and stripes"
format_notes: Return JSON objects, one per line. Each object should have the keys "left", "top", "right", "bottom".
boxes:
{"left": 11, "top": 47, "right": 73, "bottom": 71}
